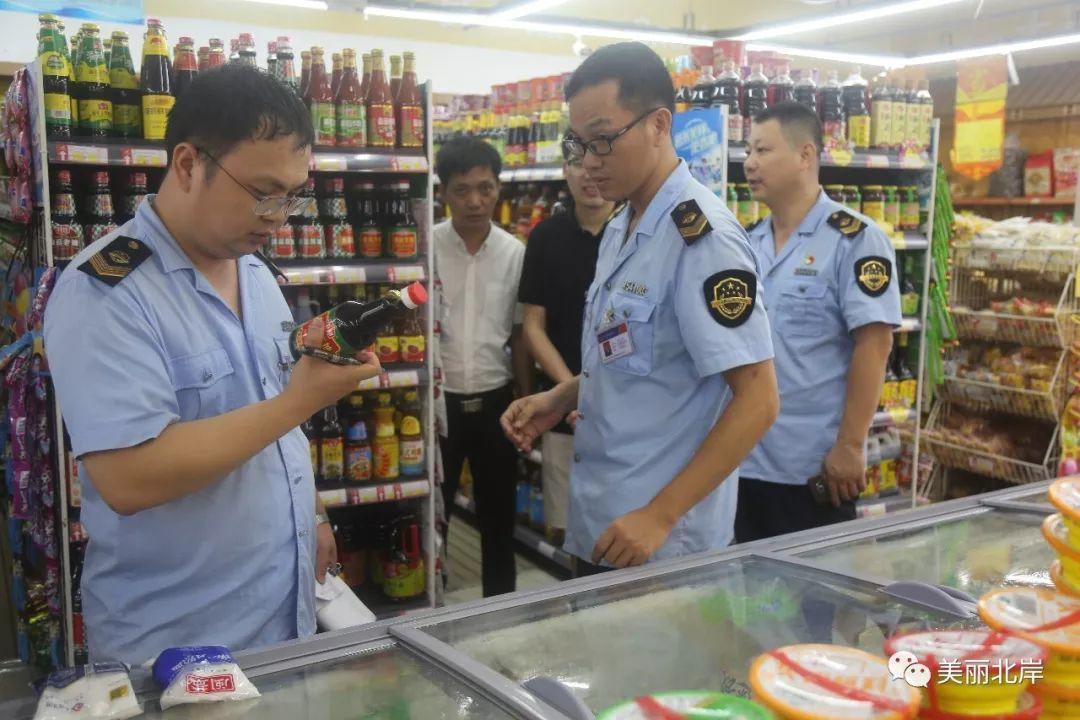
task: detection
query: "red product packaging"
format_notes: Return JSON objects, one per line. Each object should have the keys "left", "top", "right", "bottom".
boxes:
{"left": 1025, "top": 151, "right": 1054, "bottom": 197}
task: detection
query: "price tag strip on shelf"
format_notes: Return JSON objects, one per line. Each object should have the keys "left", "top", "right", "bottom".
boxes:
{"left": 312, "top": 155, "right": 348, "bottom": 172}
{"left": 387, "top": 265, "right": 425, "bottom": 283}
{"left": 319, "top": 479, "right": 429, "bottom": 508}
{"left": 56, "top": 144, "right": 108, "bottom": 164}
{"left": 120, "top": 147, "right": 168, "bottom": 167}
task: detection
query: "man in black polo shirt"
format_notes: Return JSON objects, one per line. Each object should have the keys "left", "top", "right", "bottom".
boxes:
{"left": 519, "top": 145, "right": 616, "bottom": 547}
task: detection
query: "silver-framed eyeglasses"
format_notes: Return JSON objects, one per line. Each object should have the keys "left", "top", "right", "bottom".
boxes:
{"left": 198, "top": 148, "right": 313, "bottom": 218}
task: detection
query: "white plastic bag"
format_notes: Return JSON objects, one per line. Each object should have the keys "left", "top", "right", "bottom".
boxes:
{"left": 152, "top": 646, "right": 260, "bottom": 711}
{"left": 33, "top": 662, "right": 141, "bottom": 720}
{"left": 316, "top": 573, "right": 377, "bottom": 630}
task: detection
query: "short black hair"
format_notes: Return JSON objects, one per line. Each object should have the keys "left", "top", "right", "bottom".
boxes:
{"left": 753, "top": 101, "right": 823, "bottom": 156}
{"left": 165, "top": 63, "right": 313, "bottom": 164}
{"left": 564, "top": 42, "right": 675, "bottom": 114}
{"left": 435, "top": 137, "right": 502, "bottom": 186}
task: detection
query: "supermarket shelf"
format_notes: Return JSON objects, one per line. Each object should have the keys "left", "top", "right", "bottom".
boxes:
{"left": 498, "top": 164, "right": 564, "bottom": 183}
{"left": 357, "top": 367, "right": 426, "bottom": 391}
{"left": 728, "top": 143, "right": 932, "bottom": 170}
{"left": 872, "top": 409, "right": 916, "bottom": 427}
{"left": 893, "top": 234, "right": 929, "bottom": 251}
{"left": 277, "top": 260, "right": 425, "bottom": 285}
{"left": 898, "top": 318, "right": 921, "bottom": 333}
{"left": 951, "top": 309, "right": 1066, "bottom": 348}
{"left": 940, "top": 375, "right": 1062, "bottom": 423}
{"left": 922, "top": 436, "right": 1053, "bottom": 485}
{"left": 952, "top": 245, "right": 1079, "bottom": 276}
{"left": 953, "top": 197, "right": 1075, "bottom": 207}
{"left": 318, "top": 478, "right": 430, "bottom": 509}
{"left": 455, "top": 494, "right": 574, "bottom": 573}
{"left": 47, "top": 139, "right": 428, "bottom": 172}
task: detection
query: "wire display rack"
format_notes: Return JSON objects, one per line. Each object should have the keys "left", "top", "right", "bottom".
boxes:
{"left": 949, "top": 265, "right": 1078, "bottom": 348}
{"left": 940, "top": 346, "right": 1068, "bottom": 422}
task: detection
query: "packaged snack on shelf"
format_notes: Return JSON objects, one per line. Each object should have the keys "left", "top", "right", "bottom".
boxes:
{"left": 1025, "top": 151, "right": 1054, "bottom": 197}
{"left": 33, "top": 662, "right": 140, "bottom": 720}
{"left": 978, "top": 587, "right": 1080, "bottom": 691}
{"left": 1049, "top": 478, "right": 1080, "bottom": 550}
{"left": 1054, "top": 148, "right": 1080, "bottom": 199}
{"left": 152, "top": 646, "right": 260, "bottom": 710}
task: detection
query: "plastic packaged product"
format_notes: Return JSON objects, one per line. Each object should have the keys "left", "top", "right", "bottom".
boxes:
{"left": 598, "top": 691, "right": 774, "bottom": 719}
{"left": 884, "top": 629, "right": 1045, "bottom": 715}
{"left": 978, "top": 587, "right": 1080, "bottom": 692}
{"left": 916, "top": 693, "right": 1041, "bottom": 719}
{"left": 315, "top": 572, "right": 377, "bottom": 630}
{"left": 1031, "top": 679, "right": 1080, "bottom": 717}
{"left": 152, "top": 646, "right": 260, "bottom": 710}
{"left": 1050, "top": 478, "right": 1080, "bottom": 552}
{"left": 1043, "top": 514, "right": 1080, "bottom": 596}
{"left": 749, "top": 644, "right": 920, "bottom": 719}
{"left": 33, "top": 662, "right": 141, "bottom": 720}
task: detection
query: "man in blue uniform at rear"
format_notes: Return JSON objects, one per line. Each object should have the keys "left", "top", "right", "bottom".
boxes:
{"left": 502, "top": 42, "right": 779, "bottom": 574}
{"left": 44, "top": 64, "right": 381, "bottom": 664}
{"left": 736, "top": 102, "right": 902, "bottom": 542}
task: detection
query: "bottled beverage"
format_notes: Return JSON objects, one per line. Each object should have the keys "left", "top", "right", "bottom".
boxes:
{"left": 330, "top": 52, "right": 343, "bottom": 98}
{"left": 238, "top": 33, "right": 257, "bottom": 67}
{"left": 356, "top": 182, "right": 383, "bottom": 258}
{"left": 38, "top": 14, "right": 72, "bottom": 139}
{"left": 376, "top": 312, "right": 401, "bottom": 364}
{"left": 121, "top": 172, "right": 148, "bottom": 222}
{"left": 50, "top": 170, "right": 83, "bottom": 261}
{"left": 69, "top": 30, "right": 81, "bottom": 128}
{"left": 84, "top": 171, "right": 118, "bottom": 244}
{"left": 399, "top": 310, "right": 425, "bottom": 363}
{"left": 399, "top": 391, "right": 424, "bottom": 477}
{"left": 901, "top": 255, "right": 921, "bottom": 317}
{"left": 266, "top": 40, "right": 278, "bottom": 78}
{"left": 889, "top": 75, "right": 908, "bottom": 149}
{"left": 915, "top": 79, "right": 934, "bottom": 153}
{"left": 389, "top": 54, "right": 402, "bottom": 100}
{"left": 743, "top": 63, "right": 769, "bottom": 140}
{"left": 843, "top": 185, "right": 862, "bottom": 214}
{"left": 228, "top": 38, "right": 239, "bottom": 63}
{"left": 322, "top": 178, "right": 355, "bottom": 258}
{"left": 335, "top": 49, "right": 365, "bottom": 148}
{"left": 366, "top": 49, "right": 396, "bottom": 148}
{"left": 295, "top": 178, "right": 324, "bottom": 258}
{"left": 674, "top": 84, "right": 691, "bottom": 114}
{"left": 386, "top": 183, "right": 418, "bottom": 259}
{"left": 174, "top": 36, "right": 199, "bottom": 100}
{"left": 842, "top": 67, "right": 870, "bottom": 151}
{"left": 714, "top": 60, "right": 743, "bottom": 144}
{"left": 526, "top": 111, "right": 540, "bottom": 165}
{"left": 792, "top": 69, "right": 818, "bottom": 115}
{"left": 102, "top": 36, "right": 111, "bottom": 71}
{"left": 307, "top": 47, "right": 336, "bottom": 146}
{"left": 820, "top": 70, "right": 845, "bottom": 144}
{"left": 768, "top": 62, "right": 795, "bottom": 106}
{"left": 880, "top": 356, "right": 899, "bottom": 411}
{"left": 208, "top": 38, "right": 226, "bottom": 69}
{"left": 900, "top": 185, "right": 920, "bottom": 231}
{"left": 904, "top": 82, "right": 920, "bottom": 148}
{"left": 690, "top": 64, "right": 716, "bottom": 110}
{"left": 360, "top": 52, "right": 372, "bottom": 102}
{"left": 396, "top": 51, "right": 424, "bottom": 149}
{"left": 275, "top": 36, "right": 297, "bottom": 89}
{"left": 870, "top": 76, "right": 893, "bottom": 151}
{"left": 289, "top": 282, "right": 427, "bottom": 361}
{"left": 302, "top": 415, "right": 320, "bottom": 482}
{"left": 319, "top": 406, "right": 344, "bottom": 486}
{"left": 299, "top": 50, "right": 312, "bottom": 101}
{"left": 197, "top": 46, "right": 210, "bottom": 72}
{"left": 895, "top": 333, "right": 917, "bottom": 409}
{"left": 884, "top": 185, "right": 901, "bottom": 230}
{"left": 75, "top": 25, "right": 111, "bottom": 137}
{"left": 344, "top": 394, "right": 373, "bottom": 484}
{"left": 373, "top": 393, "right": 400, "bottom": 481}
{"left": 141, "top": 19, "right": 174, "bottom": 141}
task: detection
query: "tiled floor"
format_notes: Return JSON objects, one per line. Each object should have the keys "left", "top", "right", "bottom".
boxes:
{"left": 444, "top": 517, "right": 561, "bottom": 606}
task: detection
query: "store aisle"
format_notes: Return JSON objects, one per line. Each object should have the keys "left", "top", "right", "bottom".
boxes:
{"left": 444, "top": 518, "right": 561, "bottom": 606}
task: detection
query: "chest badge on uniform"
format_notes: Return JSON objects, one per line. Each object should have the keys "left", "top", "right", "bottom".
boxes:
{"left": 671, "top": 199, "right": 712, "bottom": 246}
{"left": 795, "top": 254, "right": 819, "bottom": 277}
{"left": 77, "top": 236, "right": 152, "bottom": 287}
{"left": 703, "top": 269, "right": 756, "bottom": 327}
{"left": 855, "top": 255, "right": 892, "bottom": 297}
{"left": 827, "top": 210, "right": 865, "bottom": 239}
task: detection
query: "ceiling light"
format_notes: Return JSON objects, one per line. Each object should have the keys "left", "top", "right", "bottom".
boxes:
{"left": 746, "top": 42, "right": 903, "bottom": 67}
{"left": 735, "top": 0, "right": 964, "bottom": 41}
{"left": 493, "top": 0, "right": 575, "bottom": 21}
{"left": 243, "top": 0, "right": 328, "bottom": 9}
{"left": 905, "top": 32, "right": 1080, "bottom": 65}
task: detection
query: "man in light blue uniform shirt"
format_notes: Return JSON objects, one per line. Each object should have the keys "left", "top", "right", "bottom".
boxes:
{"left": 736, "top": 102, "right": 901, "bottom": 543}
{"left": 43, "top": 65, "right": 381, "bottom": 665}
{"left": 502, "top": 43, "right": 779, "bottom": 574}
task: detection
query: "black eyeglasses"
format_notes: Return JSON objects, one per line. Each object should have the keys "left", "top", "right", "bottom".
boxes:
{"left": 198, "top": 149, "right": 313, "bottom": 218}
{"left": 562, "top": 107, "right": 664, "bottom": 158}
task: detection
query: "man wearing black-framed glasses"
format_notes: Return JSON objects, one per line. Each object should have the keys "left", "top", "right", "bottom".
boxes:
{"left": 43, "top": 63, "right": 380, "bottom": 665}
{"left": 503, "top": 42, "right": 780, "bottom": 575}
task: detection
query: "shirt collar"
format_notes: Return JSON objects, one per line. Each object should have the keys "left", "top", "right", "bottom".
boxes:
{"left": 136, "top": 195, "right": 263, "bottom": 273}
{"left": 634, "top": 160, "right": 692, "bottom": 240}
{"left": 795, "top": 188, "right": 834, "bottom": 236}
{"left": 447, "top": 220, "right": 494, "bottom": 255}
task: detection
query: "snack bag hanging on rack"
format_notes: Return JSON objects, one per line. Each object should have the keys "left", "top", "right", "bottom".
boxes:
{"left": 152, "top": 646, "right": 260, "bottom": 710}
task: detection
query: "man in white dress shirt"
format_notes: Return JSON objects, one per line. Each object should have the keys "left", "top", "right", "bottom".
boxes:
{"left": 434, "top": 137, "right": 531, "bottom": 596}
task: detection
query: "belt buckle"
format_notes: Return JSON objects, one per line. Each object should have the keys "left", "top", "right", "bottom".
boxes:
{"left": 461, "top": 397, "right": 483, "bottom": 414}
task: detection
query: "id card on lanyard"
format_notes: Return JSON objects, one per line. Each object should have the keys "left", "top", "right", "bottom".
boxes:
{"left": 597, "top": 320, "right": 634, "bottom": 364}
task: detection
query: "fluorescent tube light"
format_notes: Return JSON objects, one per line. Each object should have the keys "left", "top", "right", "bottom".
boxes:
{"left": 735, "top": 0, "right": 964, "bottom": 41}
{"left": 905, "top": 32, "right": 1080, "bottom": 65}
{"left": 747, "top": 42, "right": 902, "bottom": 67}
{"left": 243, "top": 0, "right": 328, "bottom": 9}
{"left": 494, "top": 0, "right": 576, "bottom": 21}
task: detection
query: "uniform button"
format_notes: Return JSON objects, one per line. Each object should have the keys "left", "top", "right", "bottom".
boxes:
{"left": 574, "top": 453, "right": 581, "bottom": 463}
{"left": 583, "top": 370, "right": 590, "bottom": 378}
{"left": 261, "top": 377, "right": 267, "bottom": 385}
{"left": 203, "top": 369, "right": 214, "bottom": 382}
{"left": 604, "top": 282, "right": 611, "bottom": 291}
{"left": 293, "top": 474, "right": 302, "bottom": 485}
{"left": 594, "top": 324, "right": 600, "bottom": 331}
{"left": 577, "top": 413, "right": 584, "bottom": 421}
{"left": 298, "top": 529, "right": 308, "bottom": 537}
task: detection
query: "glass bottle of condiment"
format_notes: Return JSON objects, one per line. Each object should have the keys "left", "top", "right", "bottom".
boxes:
{"left": 396, "top": 51, "right": 424, "bottom": 149}
{"left": 366, "top": 49, "right": 396, "bottom": 148}
{"left": 307, "top": 47, "right": 336, "bottom": 146}
{"left": 335, "top": 49, "right": 365, "bottom": 148}
{"left": 140, "top": 19, "right": 173, "bottom": 141}
{"left": 75, "top": 24, "right": 111, "bottom": 137}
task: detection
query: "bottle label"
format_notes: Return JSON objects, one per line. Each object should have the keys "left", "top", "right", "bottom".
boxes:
{"left": 271, "top": 232, "right": 297, "bottom": 259}
{"left": 880, "top": 381, "right": 899, "bottom": 409}
{"left": 109, "top": 68, "right": 138, "bottom": 90}
{"left": 70, "top": 98, "right": 79, "bottom": 126}
{"left": 78, "top": 99, "right": 112, "bottom": 131}
{"left": 848, "top": 115, "right": 871, "bottom": 149}
{"left": 919, "top": 104, "right": 933, "bottom": 149}
{"left": 345, "top": 445, "right": 372, "bottom": 482}
{"left": 142, "top": 95, "right": 175, "bottom": 140}
{"left": 885, "top": 198, "right": 901, "bottom": 229}
{"left": 299, "top": 225, "right": 324, "bottom": 258}
{"left": 88, "top": 191, "right": 115, "bottom": 218}
{"left": 40, "top": 50, "right": 69, "bottom": 78}
{"left": 52, "top": 193, "right": 77, "bottom": 217}
{"left": 76, "top": 60, "right": 108, "bottom": 85}
{"left": 374, "top": 437, "right": 399, "bottom": 480}
{"left": 293, "top": 307, "right": 362, "bottom": 359}
{"left": 891, "top": 104, "right": 908, "bottom": 146}
{"left": 399, "top": 105, "right": 423, "bottom": 148}
{"left": 376, "top": 335, "right": 400, "bottom": 364}
{"left": 824, "top": 120, "right": 845, "bottom": 143}
{"left": 400, "top": 334, "right": 425, "bottom": 363}
{"left": 871, "top": 101, "right": 892, "bottom": 148}
{"left": 327, "top": 223, "right": 355, "bottom": 258}
{"left": 336, "top": 103, "right": 366, "bottom": 147}
{"left": 311, "top": 102, "right": 336, "bottom": 145}
{"left": 321, "top": 438, "right": 344, "bottom": 480}
{"left": 144, "top": 34, "right": 169, "bottom": 56}
{"left": 390, "top": 227, "right": 418, "bottom": 258}
{"left": 736, "top": 199, "right": 759, "bottom": 229}
{"left": 44, "top": 93, "right": 72, "bottom": 126}
{"left": 901, "top": 201, "right": 920, "bottom": 230}
{"left": 368, "top": 103, "right": 395, "bottom": 147}
{"left": 112, "top": 103, "right": 141, "bottom": 136}
{"left": 400, "top": 438, "right": 424, "bottom": 475}
{"left": 309, "top": 439, "right": 318, "bottom": 471}
{"left": 863, "top": 201, "right": 885, "bottom": 223}
{"left": 359, "top": 226, "right": 383, "bottom": 258}
{"left": 727, "top": 115, "right": 743, "bottom": 144}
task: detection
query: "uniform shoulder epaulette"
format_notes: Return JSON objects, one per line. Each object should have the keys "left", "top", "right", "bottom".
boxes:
{"left": 744, "top": 218, "right": 764, "bottom": 233}
{"left": 671, "top": 199, "right": 712, "bottom": 246}
{"left": 826, "top": 210, "right": 865, "bottom": 239}
{"left": 77, "top": 236, "right": 152, "bottom": 287}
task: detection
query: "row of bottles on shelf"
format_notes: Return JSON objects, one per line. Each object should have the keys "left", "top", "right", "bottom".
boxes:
{"left": 287, "top": 283, "right": 426, "bottom": 366}
{"left": 864, "top": 428, "right": 904, "bottom": 499}
{"left": 50, "top": 169, "right": 146, "bottom": 260}
{"left": 304, "top": 390, "right": 425, "bottom": 487}
{"left": 728, "top": 183, "right": 923, "bottom": 235}
{"left": 677, "top": 61, "right": 933, "bottom": 154}
{"left": 36, "top": 13, "right": 425, "bottom": 148}
{"left": 267, "top": 177, "right": 419, "bottom": 261}
{"left": 880, "top": 332, "right": 920, "bottom": 412}
{"left": 335, "top": 509, "right": 426, "bottom": 602}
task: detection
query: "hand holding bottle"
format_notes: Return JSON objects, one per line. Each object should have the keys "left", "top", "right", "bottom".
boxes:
{"left": 284, "top": 317, "right": 382, "bottom": 418}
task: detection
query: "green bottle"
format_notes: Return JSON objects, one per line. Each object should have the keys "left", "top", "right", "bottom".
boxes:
{"left": 37, "top": 14, "right": 72, "bottom": 139}
{"left": 75, "top": 24, "right": 111, "bottom": 137}
{"left": 109, "top": 32, "right": 140, "bottom": 138}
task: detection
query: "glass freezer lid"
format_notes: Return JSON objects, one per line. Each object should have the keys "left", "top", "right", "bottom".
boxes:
{"left": 1006, "top": 487, "right": 1053, "bottom": 508}
{"left": 416, "top": 556, "right": 974, "bottom": 714}
{"left": 797, "top": 508, "right": 1053, "bottom": 597}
